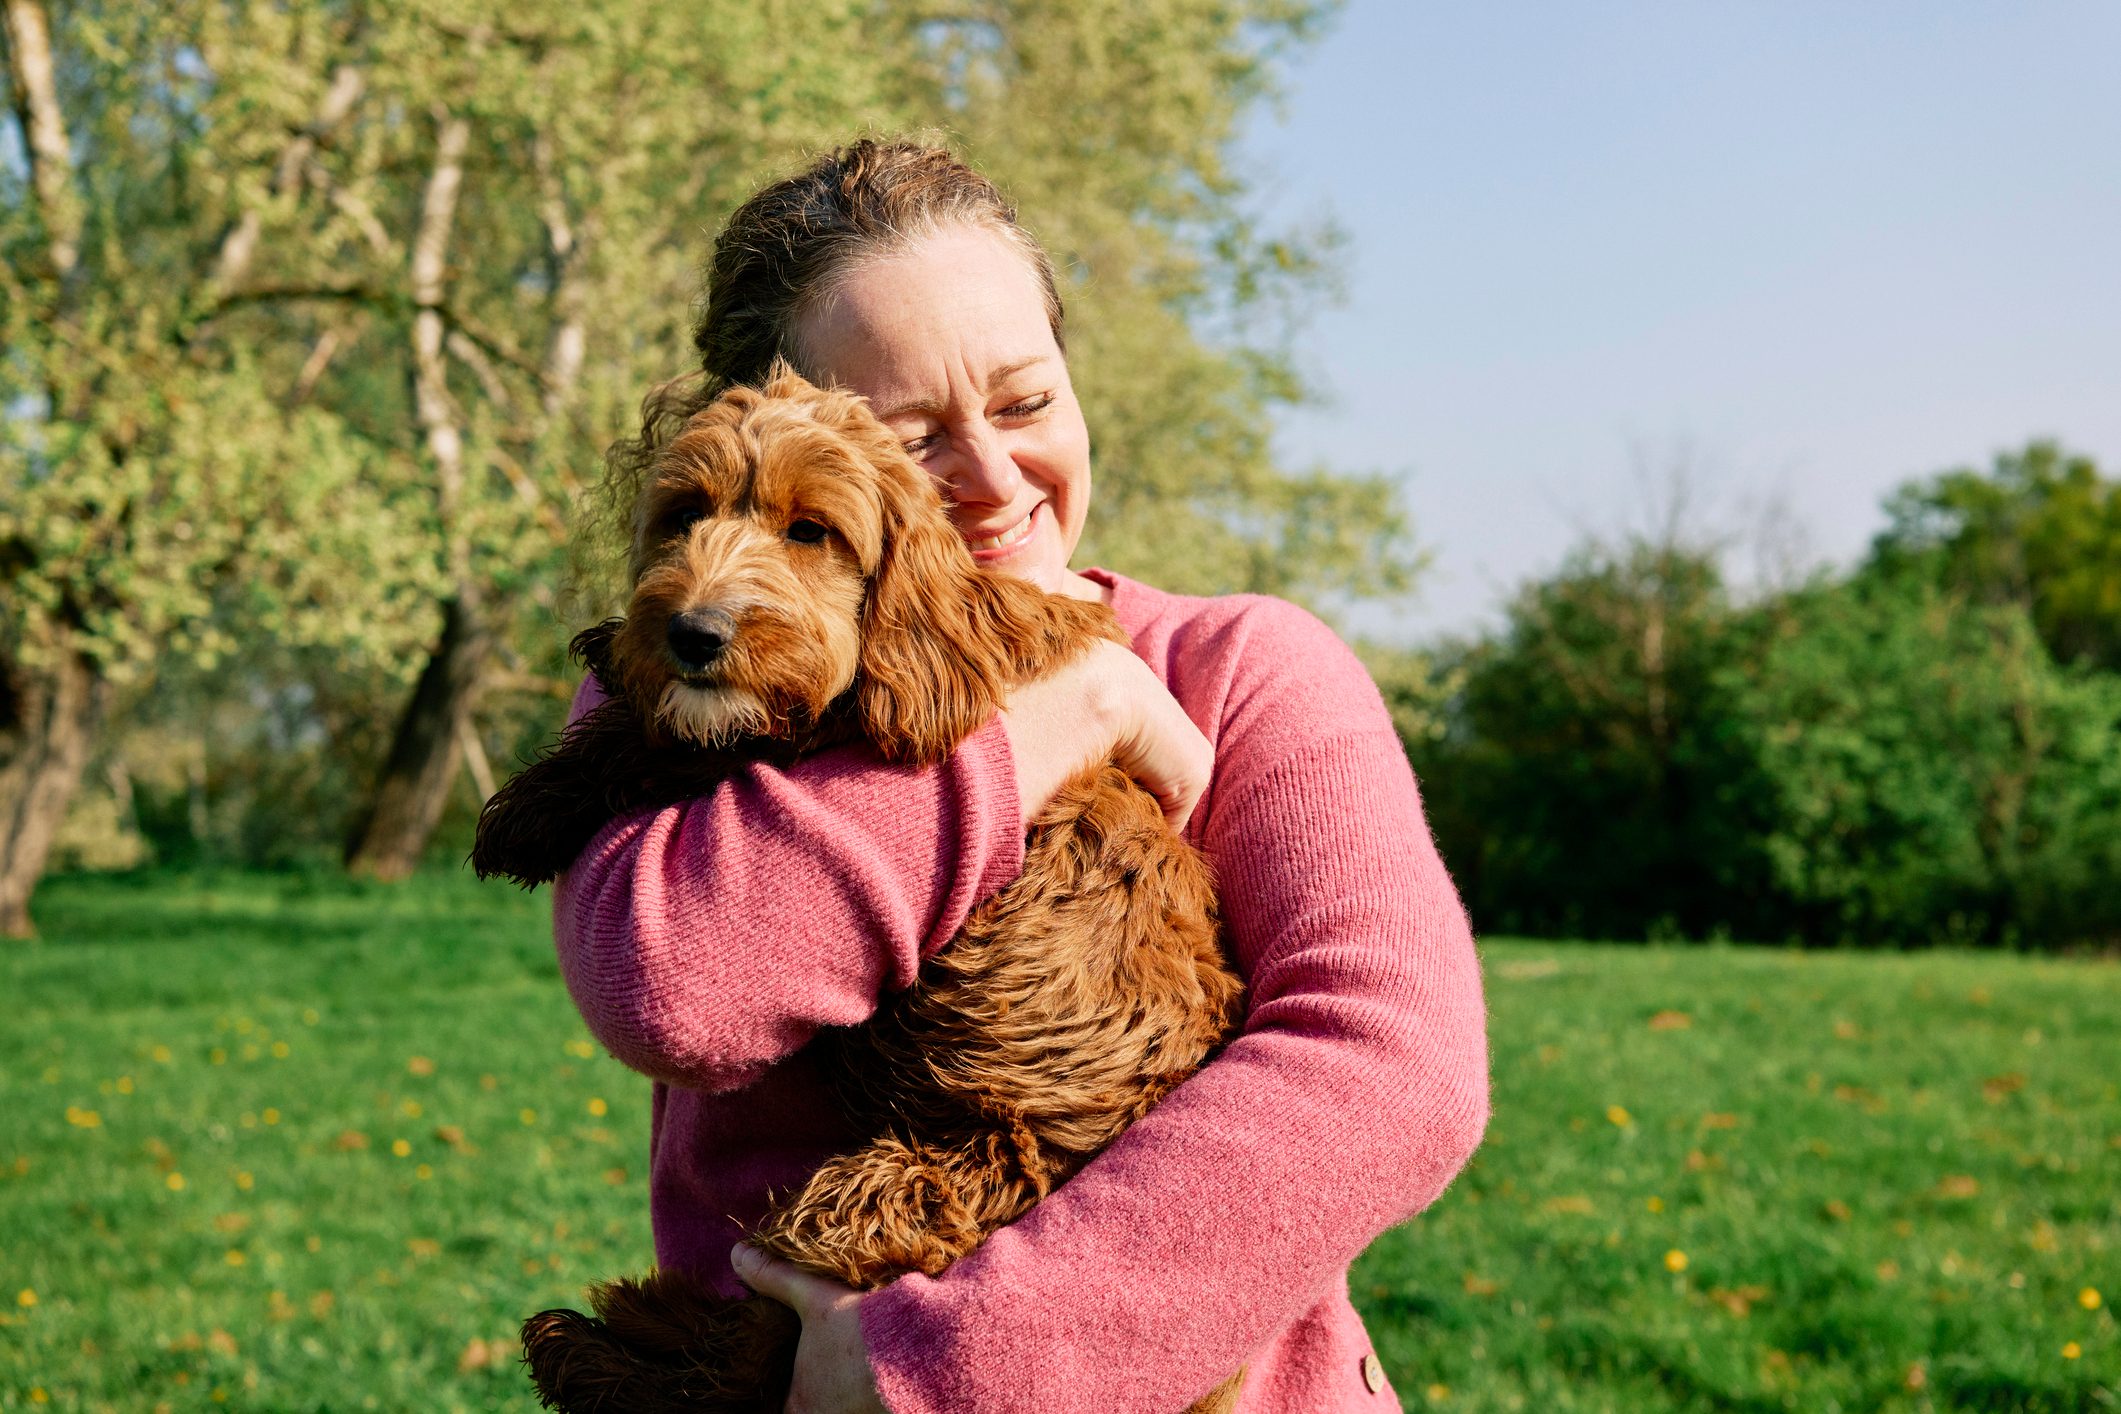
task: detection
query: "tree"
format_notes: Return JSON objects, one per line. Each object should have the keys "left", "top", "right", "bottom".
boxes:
{"left": 1873, "top": 442, "right": 2121, "bottom": 671}
{"left": 8, "top": 0, "right": 1419, "bottom": 909}
{"left": 0, "top": 1, "right": 436, "bottom": 934}
{"left": 1410, "top": 535, "right": 1771, "bottom": 939}
{"left": 1728, "top": 572, "right": 2121, "bottom": 946}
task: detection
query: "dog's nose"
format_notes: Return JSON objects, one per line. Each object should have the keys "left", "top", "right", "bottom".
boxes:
{"left": 667, "top": 608, "right": 735, "bottom": 672}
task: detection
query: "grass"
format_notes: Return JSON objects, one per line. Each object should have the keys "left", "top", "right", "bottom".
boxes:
{"left": 1, "top": 871, "right": 2114, "bottom": 1412}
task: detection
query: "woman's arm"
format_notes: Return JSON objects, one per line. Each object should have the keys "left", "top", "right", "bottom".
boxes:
{"left": 552, "top": 643, "right": 1213, "bottom": 1093}
{"left": 858, "top": 599, "right": 1491, "bottom": 1413}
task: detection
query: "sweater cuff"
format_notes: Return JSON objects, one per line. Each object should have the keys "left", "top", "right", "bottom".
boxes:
{"left": 862, "top": 1275, "right": 968, "bottom": 1414}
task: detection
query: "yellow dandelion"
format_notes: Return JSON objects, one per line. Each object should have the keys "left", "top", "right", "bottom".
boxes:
{"left": 1426, "top": 1384, "right": 1449, "bottom": 1403}
{"left": 240, "top": 1113, "right": 256, "bottom": 1129}
{"left": 235, "top": 1018, "right": 254, "bottom": 1035}
{"left": 150, "top": 1044, "right": 172, "bottom": 1063}
{"left": 209, "top": 1048, "right": 227, "bottom": 1065}
{"left": 407, "top": 1056, "right": 435, "bottom": 1077}
{"left": 262, "top": 1108, "right": 280, "bottom": 1126}
{"left": 415, "top": 1164, "right": 433, "bottom": 1181}
{"left": 17, "top": 1288, "right": 35, "bottom": 1307}
{"left": 270, "top": 1042, "right": 289, "bottom": 1059}
{"left": 166, "top": 1172, "right": 186, "bottom": 1192}
{"left": 391, "top": 1139, "right": 411, "bottom": 1158}
{"left": 2081, "top": 1287, "right": 2103, "bottom": 1310}
{"left": 1605, "top": 1105, "right": 1632, "bottom": 1127}
{"left": 235, "top": 1172, "right": 254, "bottom": 1191}
{"left": 305, "top": 1234, "right": 322, "bottom": 1252}
{"left": 302, "top": 1008, "right": 319, "bottom": 1025}
{"left": 65, "top": 1106, "right": 101, "bottom": 1128}
{"left": 565, "top": 1039, "right": 595, "bottom": 1059}
{"left": 30, "top": 1389, "right": 48, "bottom": 1405}
{"left": 1664, "top": 1249, "right": 1689, "bottom": 1273}
{"left": 587, "top": 1097, "right": 608, "bottom": 1117}
{"left": 116, "top": 1076, "right": 134, "bottom": 1094}
{"left": 1646, "top": 1196, "right": 1664, "bottom": 1213}
{"left": 400, "top": 1100, "right": 423, "bottom": 1119}
{"left": 225, "top": 1249, "right": 246, "bottom": 1266}
{"left": 479, "top": 1074, "right": 499, "bottom": 1091}
{"left": 2062, "top": 1341, "right": 2081, "bottom": 1360}
{"left": 520, "top": 1108, "right": 538, "bottom": 1126}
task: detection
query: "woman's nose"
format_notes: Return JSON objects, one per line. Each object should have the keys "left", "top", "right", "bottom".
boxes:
{"left": 943, "top": 423, "right": 1023, "bottom": 507}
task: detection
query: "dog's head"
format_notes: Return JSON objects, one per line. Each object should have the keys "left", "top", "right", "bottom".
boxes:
{"left": 604, "top": 365, "right": 1102, "bottom": 762}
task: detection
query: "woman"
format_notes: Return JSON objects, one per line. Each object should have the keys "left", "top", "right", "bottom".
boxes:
{"left": 555, "top": 140, "right": 1489, "bottom": 1413}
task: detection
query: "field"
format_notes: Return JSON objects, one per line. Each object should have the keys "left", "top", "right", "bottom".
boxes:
{"left": 1, "top": 871, "right": 2114, "bottom": 1412}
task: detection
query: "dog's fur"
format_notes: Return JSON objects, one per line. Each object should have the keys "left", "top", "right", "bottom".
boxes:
{"left": 473, "top": 368, "right": 1246, "bottom": 1413}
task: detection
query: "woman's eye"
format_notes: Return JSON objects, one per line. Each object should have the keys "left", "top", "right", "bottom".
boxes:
{"left": 787, "top": 518, "right": 828, "bottom": 544}
{"left": 999, "top": 393, "right": 1055, "bottom": 420}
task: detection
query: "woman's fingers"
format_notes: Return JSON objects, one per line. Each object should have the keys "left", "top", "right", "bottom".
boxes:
{"left": 730, "top": 1243, "right": 833, "bottom": 1317}
{"left": 728, "top": 1246, "right": 888, "bottom": 1414}
{"left": 1111, "top": 682, "right": 1212, "bottom": 831}
{"left": 1000, "top": 641, "right": 1212, "bottom": 831}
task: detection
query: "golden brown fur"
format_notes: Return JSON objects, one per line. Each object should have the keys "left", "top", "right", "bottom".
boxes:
{"left": 475, "top": 368, "right": 1245, "bottom": 1413}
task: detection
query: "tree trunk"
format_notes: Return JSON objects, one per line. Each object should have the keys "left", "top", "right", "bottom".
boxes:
{"left": 343, "top": 109, "right": 479, "bottom": 881}
{"left": 342, "top": 595, "right": 492, "bottom": 880}
{"left": 0, "top": 644, "right": 110, "bottom": 938}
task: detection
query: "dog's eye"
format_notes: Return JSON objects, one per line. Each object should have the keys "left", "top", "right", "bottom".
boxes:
{"left": 787, "top": 519, "right": 828, "bottom": 544}
{"left": 664, "top": 505, "right": 704, "bottom": 536}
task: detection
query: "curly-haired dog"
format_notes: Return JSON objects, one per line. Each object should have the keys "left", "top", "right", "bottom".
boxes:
{"left": 472, "top": 368, "right": 1246, "bottom": 1413}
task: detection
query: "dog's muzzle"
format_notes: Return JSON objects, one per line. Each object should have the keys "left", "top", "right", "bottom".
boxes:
{"left": 667, "top": 606, "right": 737, "bottom": 674}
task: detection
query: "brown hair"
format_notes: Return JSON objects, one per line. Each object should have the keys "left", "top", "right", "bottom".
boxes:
{"left": 589, "top": 139, "right": 1065, "bottom": 572}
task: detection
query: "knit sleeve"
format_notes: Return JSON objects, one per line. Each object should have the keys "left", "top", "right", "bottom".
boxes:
{"left": 550, "top": 677, "right": 1026, "bottom": 1094}
{"left": 860, "top": 598, "right": 1491, "bottom": 1414}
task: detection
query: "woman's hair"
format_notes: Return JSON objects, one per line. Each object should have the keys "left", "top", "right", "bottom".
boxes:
{"left": 593, "top": 139, "right": 1064, "bottom": 559}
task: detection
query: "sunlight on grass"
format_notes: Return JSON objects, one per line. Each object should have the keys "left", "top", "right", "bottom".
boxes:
{"left": 2, "top": 871, "right": 2116, "bottom": 1410}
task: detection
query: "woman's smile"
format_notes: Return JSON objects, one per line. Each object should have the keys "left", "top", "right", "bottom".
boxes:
{"left": 962, "top": 501, "right": 1044, "bottom": 561}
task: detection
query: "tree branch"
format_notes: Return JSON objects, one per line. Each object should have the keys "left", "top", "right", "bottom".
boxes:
{"left": 209, "top": 64, "right": 367, "bottom": 297}
{"left": 532, "top": 128, "right": 586, "bottom": 422}
{"left": 411, "top": 109, "right": 473, "bottom": 590}
{"left": 2, "top": 0, "right": 81, "bottom": 281}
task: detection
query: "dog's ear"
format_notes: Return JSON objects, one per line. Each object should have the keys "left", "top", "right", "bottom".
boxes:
{"left": 855, "top": 458, "right": 1020, "bottom": 762}
{"left": 855, "top": 452, "right": 1117, "bottom": 764}
{"left": 569, "top": 618, "right": 626, "bottom": 688}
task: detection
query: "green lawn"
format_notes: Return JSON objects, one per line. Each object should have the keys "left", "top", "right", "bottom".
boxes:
{"left": 2, "top": 871, "right": 2114, "bottom": 1412}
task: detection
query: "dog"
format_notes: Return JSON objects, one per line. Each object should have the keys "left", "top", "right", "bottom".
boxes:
{"left": 472, "top": 367, "right": 1246, "bottom": 1413}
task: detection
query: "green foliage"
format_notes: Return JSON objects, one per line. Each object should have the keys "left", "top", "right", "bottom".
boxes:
{"left": 1412, "top": 444, "right": 2121, "bottom": 950}
{"left": 5, "top": 873, "right": 2114, "bottom": 1408}
{"left": 1874, "top": 442, "right": 2121, "bottom": 671}
{"left": 11, "top": 0, "right": 1421, "bottom": 879}
{"left": 1411, "top": 537, "right": 1773, "bottom": 940}
{"left": 1727, "top": 574, "right": 2121, "bottom": 947}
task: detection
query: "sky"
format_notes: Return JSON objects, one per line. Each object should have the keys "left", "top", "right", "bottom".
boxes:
{"left": 1240, "top": 1, "right": 2121, "bottom": 641}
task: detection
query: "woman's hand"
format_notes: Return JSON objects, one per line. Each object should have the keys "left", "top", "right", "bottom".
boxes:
{"left": 999, "top": 640, "right": 1212, "bottom": 831}
{"left": 730, "top": 1244, "right": 890, "bottom": 1414}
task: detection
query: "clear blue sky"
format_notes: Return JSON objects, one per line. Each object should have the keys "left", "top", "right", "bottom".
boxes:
{"left": 1242, "top": 1, "right": 2121, "bottom": 639}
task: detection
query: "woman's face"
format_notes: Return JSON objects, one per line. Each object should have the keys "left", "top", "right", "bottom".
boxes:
{"left": 795, "top": 225, "right": 1096, "bottom": 598}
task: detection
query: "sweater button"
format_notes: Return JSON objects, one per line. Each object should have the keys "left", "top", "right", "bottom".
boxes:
{"left": 1361, "top": 1353, "right": 1386, "bottom": 1393}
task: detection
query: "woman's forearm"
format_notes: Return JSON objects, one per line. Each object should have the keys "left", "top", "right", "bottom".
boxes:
{"left": 553, "top": 714, "right": 1025, "bottom": 1092}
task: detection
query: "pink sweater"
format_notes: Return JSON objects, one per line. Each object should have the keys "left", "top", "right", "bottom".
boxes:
{"left": 553, "top": 568, "right": 1490, "bottom": 1413}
